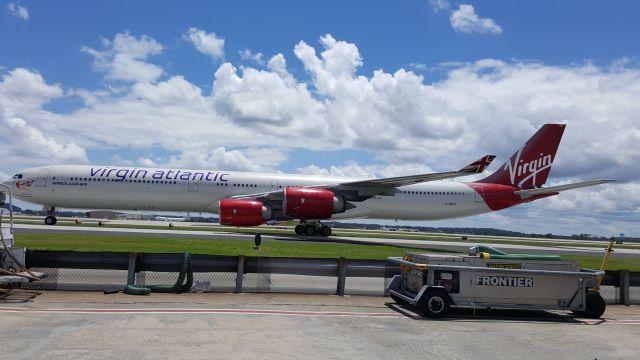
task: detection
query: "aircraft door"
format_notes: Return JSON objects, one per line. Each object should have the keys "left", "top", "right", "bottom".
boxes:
{"left": 188, "top": 179, "right": 199, "bottom": 192}
{"left": 35, "top": 169, "right": 51, "bottom": 187}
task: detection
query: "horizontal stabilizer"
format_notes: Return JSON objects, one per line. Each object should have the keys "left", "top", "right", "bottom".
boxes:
{"left": 513, "top": 180, "right": 614, "bottom": 199}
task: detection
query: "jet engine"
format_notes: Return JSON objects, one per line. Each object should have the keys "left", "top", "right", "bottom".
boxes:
{"left": 283, "top": 188, "right": 345, "bottom": 219}
{"left": 219, "top": 199, "right": 272, "bottom": 226}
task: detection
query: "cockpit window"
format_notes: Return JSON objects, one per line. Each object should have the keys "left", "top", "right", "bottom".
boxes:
{"left": 12, "top": 174, "right": 23, "bottom": 179}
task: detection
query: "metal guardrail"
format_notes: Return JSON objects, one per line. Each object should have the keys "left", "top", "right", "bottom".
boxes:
{"left": 23, "top": 250, "right": 400, "bottom": 296}
{"left": 20, "top": 250, "right": 639, "bottom": 304}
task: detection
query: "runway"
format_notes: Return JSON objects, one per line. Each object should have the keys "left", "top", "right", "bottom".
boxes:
{"left": 12, "top": 223, "right": 640, "bottom": 257}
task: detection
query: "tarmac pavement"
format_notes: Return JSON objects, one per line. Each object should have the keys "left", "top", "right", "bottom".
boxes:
{"left": 0, "top": 290, "right": 639, "bottom": 360}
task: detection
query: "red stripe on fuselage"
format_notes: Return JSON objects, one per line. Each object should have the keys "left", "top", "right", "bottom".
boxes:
{"left": 465, "top": 183, "right": 558, "bottom": 211}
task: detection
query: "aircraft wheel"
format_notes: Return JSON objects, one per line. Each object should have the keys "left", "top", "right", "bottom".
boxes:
{"left": 320, "top": 226, "right": 332, "bottom": 236}
{"left": 294, "top": 225, "right": 305, "bottom": 235}
{"left": 44, "top": 215, "right": 57, "bottom": 225}
{"left": 304, "top": 224, "right": 317, "bottom": 236}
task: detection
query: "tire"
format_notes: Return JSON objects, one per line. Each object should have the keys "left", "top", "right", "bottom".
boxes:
{"left": 583, "top": 292, "right": 606, "bottom": 319}
{"left": 320, "top": 226, "right": 332, "bottom": 236}
{"left": 305, "top": 225, "right": 317, "bottom": 236}
{"left": 390, "top": 294, "right": 409, "bottom": 305}
{"left": 294, "top": 225, "right": 305, "bottom": 235}
{"left": 44, "top": 216, "right": 57, "bottom": 225}
{"left": 419, "top": 290, "right": 450, "bottom": 318}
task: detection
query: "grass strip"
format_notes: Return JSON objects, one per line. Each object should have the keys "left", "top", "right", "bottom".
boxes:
{"left": 12, "top": 220, "right": 640, "bottom": 250}
{"left": 13, "top": 233, "right": 639, "bottom": 270}
{"left": 14, "top": 233, "right": 434, "bottom": 259}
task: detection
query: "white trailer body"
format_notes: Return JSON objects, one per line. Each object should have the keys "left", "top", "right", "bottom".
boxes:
{"left": 387, "top": 253, "right": 606, "bottom": 318}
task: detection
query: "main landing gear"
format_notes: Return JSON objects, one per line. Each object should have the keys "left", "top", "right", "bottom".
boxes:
{"left": 44, "top": 206, "right": 57, "bottom": 225}
{"left": 294, "top": 220, "right": 332, "bottom": 237}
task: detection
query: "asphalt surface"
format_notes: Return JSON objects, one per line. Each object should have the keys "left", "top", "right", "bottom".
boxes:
{"left": 12, "top": 223, "right": 640, "bottom": 257}
{"left": 0, "top": 290, "right": 639, "bottom": 360}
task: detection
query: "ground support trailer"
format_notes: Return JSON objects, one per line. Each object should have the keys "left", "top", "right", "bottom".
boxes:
{"left": 387, "top": 252, "right": 606, "bottom": 318}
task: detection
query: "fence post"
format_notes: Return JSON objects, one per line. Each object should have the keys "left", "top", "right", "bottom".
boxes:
{"left": 336, "top": 257, "right": 347, "bottom": 296}
{"left": 127, "top": 253, "right": 137, "bottom": 286}
{"left": 619, "top": 270, "right": 630, "bottom": 306}
{"left": 235, "top": 255, "right": 245, "bottom": 294}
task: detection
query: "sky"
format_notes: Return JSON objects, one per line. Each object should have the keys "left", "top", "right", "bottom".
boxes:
{"left": 1, "top": 0, "right": 639, "bottom": 237}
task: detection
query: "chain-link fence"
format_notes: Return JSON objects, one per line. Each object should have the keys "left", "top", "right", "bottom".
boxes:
{"left": 599, "top": 285, "right": 618, "bottom": 304}
{"left": 630, "top": 286, "right": 640, "bottom": 303}
{"left": 18, "top": 250, "right": 640, "bottom": 305}
{"left": 22, "top": 251, "right": 130, "bottom": 291}
{"left": 22, "top": 268, "right": 128, "bottom": 291}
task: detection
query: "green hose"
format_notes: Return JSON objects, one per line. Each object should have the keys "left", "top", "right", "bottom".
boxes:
{"left": 149, "top": 252, "right": 193, "bottom": 293}
{"left": 474, "top": 245, "right": 507, "bottom": 255}
{"left": 124, "top": 285, "right": 151, "bottom": 295}
{"left": 480, "top": 253, "right": 562, "bottom": 261}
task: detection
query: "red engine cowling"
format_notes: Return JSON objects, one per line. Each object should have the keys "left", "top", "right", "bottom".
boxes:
{"left": 219, "top": 199, "right": 271, "bottom": 227}
{"left": 283, "top": 187, "right": 345, "bottom": 219}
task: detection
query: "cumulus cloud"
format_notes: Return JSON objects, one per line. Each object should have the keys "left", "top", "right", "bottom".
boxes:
{"left": 134, "top": 143, "right": 288, "bottom": 173}
{"left": 3, "top": 33, "right": 640, "bottom": 235}
{"left": 450, "top": 4, "right": 502, "bottom": 34}
{"left": 0, "top": 68, "right": 63, "bottom": 114}
{"left": 82, "top": 33, "right": 164, "bottom": 83}
{"left": 0, "top": 114, "right": 88, "bottom": 165}
{"left": 298, "top": 162, "right": 435, "bottom": 179}
{"left": 239, "top": 49, "right": 265, "bottom": 65}
{"left": 185, "top": 28, "right": 225, "bottom": 60}
{"left": 294, "top": 34, "right": 363, "bottom": 95}
{"left": 212, "top": 61, "right": 324, "bottom": 134}
{"left": 132, "top": 75, "right": 204, "bottom": 106}
{"left": 165, "top": 147, "right": 267, "bottom": 172}
{"left": 40, "top": 34, "right": 640, "bottom": 184}
{"left": 409, "top": 63, "right": 428, "bottom": 71}
{"left": 427, "top": 0, "right": 450, "bottom": 13}
{"left": 0, "top": 69, "right": 87, "bottom": 172}
{"left": 7, "top": 3, "right": 28, "bottom": 20}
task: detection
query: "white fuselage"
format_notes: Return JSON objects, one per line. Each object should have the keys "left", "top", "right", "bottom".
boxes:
{"left": 5, "top": 165, "right": 492, "bottom": 221}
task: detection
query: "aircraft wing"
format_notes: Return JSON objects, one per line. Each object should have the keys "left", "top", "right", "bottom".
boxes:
{"left": 228, "top": 155, "right": 496, "bottom": 202}
{"left": 339, "top": 155, "right": 496, "bottom": 188}
{"left": 513, "top": 179, "right": 614, "bottom": 199}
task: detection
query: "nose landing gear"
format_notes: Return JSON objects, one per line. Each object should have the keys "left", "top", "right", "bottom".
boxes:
{"left": 44, "top": 206, "right": 57, "bottom": 225}
{"left": 294, "top": 220, "right": 332, "bottom": 237}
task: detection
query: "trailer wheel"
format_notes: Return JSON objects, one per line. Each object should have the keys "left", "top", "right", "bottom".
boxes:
{"left": 419, "top": 290, "right": 450, "bottom": 318}
{"left": 583, "top": 292, "right": 606, "bottom": 319}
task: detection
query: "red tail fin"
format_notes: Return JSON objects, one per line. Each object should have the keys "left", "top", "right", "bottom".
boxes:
{"left": 477, "top": 124, "right": 566, "bottom": 189}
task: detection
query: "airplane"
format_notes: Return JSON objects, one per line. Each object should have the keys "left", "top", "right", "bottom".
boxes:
{"left": 1, "top": 124, "right": 612, "bottom": 236}
{"left": 153, "top": 214, "right": 191, "bottom": 222}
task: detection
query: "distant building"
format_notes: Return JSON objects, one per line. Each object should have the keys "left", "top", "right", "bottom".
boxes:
{"left": 115, "top": 213, "right": 142, "bottom": 220}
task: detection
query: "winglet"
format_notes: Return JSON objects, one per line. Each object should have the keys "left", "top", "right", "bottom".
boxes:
{"left": 460, "top": 155, "right": 496, "bottom": 174}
